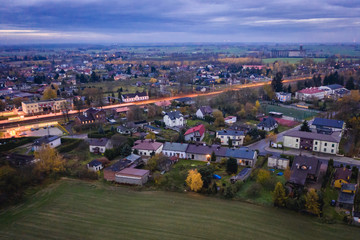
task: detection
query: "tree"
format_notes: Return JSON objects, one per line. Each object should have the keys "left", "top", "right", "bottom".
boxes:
{"left": 271, "top": 72, "right": 283, "bottom": 92}
{"left": 146, "top": 153, "right": 168, "bottom": 172}
{"left": 300, "top": 120, "right": 311, "bottom": 132}
{"left": 121, "top": 144, "right": 132, "bottom": 156}
{"left": 213, "top": 110, "right": 224, "bottom": 127}
{"left": 226, "top": 157, "right": 238, "bottom": 175}
{"left": 145, "top": 132, "right": 156, "bottom": 140}
{"left": 263, "top": 84, "right": 275, "bottom": 100}
{"left": 42, "top": 87, "right": 57, "bottom": 100}
{"left": 256, "top": 169, "right": 271, "bottom": 185}
{"left": 284, "top": 166, "right": 291, "bottom": 181}
{"left": 149, "top": 78, "right": 157, "bottom": 83}
{"left": 210, "top": 151, "right": 217, "bottom": 162}
{"left": 34, "top": 145, "right": 65, "bottom": 175}
{"left": 186, "top": 169, "right": 203, "bottom": 192}
{"left": 255, "top": 100, "right": 261, "bottom": 112}
{"left": 198, "top": 165, "right": 215, "bottom": 188}
{"left": 346, "top": 77, "right": 355, "bottom": 90}
{"left": 273, "top": 182, "right": 287, "bottom": 207}
{"left": 305, "top": 188, "right": 321, "bottom": 216}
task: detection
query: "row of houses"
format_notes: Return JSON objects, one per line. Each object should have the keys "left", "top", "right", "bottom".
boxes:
{"left": 133, "top": 139, "right": 258, "bottom": 167}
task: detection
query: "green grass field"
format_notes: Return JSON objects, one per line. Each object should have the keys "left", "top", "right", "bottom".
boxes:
{"left": 262, "top": 58, "right": 326, "bottom": 64}
{"left": 262, "top": 104, "right": 318, "bottom": 121}
{"left": 0, "top": 179, "right": 359, "bottom": 240}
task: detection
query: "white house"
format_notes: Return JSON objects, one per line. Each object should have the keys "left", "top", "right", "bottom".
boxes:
{"left": 33, "top": 135, "right": 61, "bottom": 151}
{"left": 87, "top": 159, "right": 103, "bottom": 172}
{"left": 132, "top": 139, "right": 163, "bottom": 157}
{"left": 121, "top": 91, "right": 149, "bottom": 103}
{"left": 163, "top": 111, "right": 184, "bottom": 127}
{"left": 267, "top": 156, "right": 289, "bottom": 170}
{"left": 162, "top": 142, "right": 189, "bottom": 159}
{"left": 295, "top": 87, "right": 326, "bottom": 100}
{"left": 89, "top": 138, "right": 112, "bottom": 153}
{"left": 275, "top": 92, "right": 292, "bottom": 102}
{"left": 283, "top": 130, "right": 341, "bottom": 154}
{"left": 184, "top": 124, "right": 206, "bottom": 142}
{"left": 196, "top": 106, "right": 213, "bottom": 119}
{"left": 257, "top": 117, "right": 278, "bottom": 131}
{"left": 216, "top": 129, "right": 245, "bottom": 146}
{"left": 224, "top": 116, "right": 237, "bottom": 125}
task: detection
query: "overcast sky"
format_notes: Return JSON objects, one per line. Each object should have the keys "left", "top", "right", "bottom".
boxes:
{"left": 0, "top": 0, "right": 359, "bottom": 44}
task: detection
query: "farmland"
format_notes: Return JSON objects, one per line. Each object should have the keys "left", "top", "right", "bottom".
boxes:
{"left": 0, "top": 179, "right": 359, "bottom": 240}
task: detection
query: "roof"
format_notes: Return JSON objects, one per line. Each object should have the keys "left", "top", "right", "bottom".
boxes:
{"left": 88, "top": 138, "right": 109, "bottom": 147}
{"left": 198, "top": 106, "right": 213, "bottom": 115}
{"left": 133, "top": 139, "right": 163, "bottom": 151}
{"left": 185, "top": 124, "right": 205, "bottom": 136}
{"left": 341, "top": 183, "right": 357, "bottom": 192}
{"left": 154, "top": 100, "right": 172, "bottom": 107}
{"left": 163, "top": 142, "right": 189, "bottom": 152}
{"left": 88, "top": 159, "right": 102, "bottom": 167}
{"left": 124, "top": 154, "right": 141, "bottom": 162}
{"left": 334, "top": 168, "right": 352, "bottom": 181}
{"left": 257, "top": 117, "right": 277, "bottom": 128}
{"left": 186, "top": 144, "right": 227, "bottom": 157}
{"left": 122, "top": 91, "right": 147, "bottom": 99}
{"left": 116, "top": 167, "right": 149, "bottom": 177}
{"left": 217, "top": 129, "right": 244, "bottom": 136}
{"left": 174, "top": 97, "right": 193, "bottom": 102}
{"left": 325, "top": 84, "right": 344, "bottom": 90}
{"left": 115, "top": 107, "right": 130, "bottom": 113}
{"left": 312, "top": 118, "right": 344, "bottom": 129}
{"left": 338, "top": 192, "right": 355, "bottom": 205}
{"left": 104, "top": 160, "right": 132, "bottom": 172}
{"left": 284, "top": 130, "right": 341, "bottom": 143}
{"left": 225, "top": 147, "right": 256, "bottom": 160}
{"left": 298, "top": 87, "right": 325, "bottom": 94}
{"left": 232, "top": 168, "right": 252, "bottom": 181}
{"left": 34, "top": 135, "right": 60, "bottom": 146}
{"left": 224, "top": 116, "right": 236, "bottom": 120}
{"left": 76, "top": 114, "right": 94, "bottom": 122}
{"left": 165, "top": 111, "right": 183, "bottom": 120}
{"left": 289, "top": 156, "right": 320, "bottom": 186}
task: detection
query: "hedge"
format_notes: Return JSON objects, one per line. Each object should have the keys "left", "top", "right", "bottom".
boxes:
{"left": 0, "top": 137, "right": 39, "bottom": 153}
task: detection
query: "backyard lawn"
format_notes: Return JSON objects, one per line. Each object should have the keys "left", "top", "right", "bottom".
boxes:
{"left": 0, "top": 179, "right": 359, "bottom": 240}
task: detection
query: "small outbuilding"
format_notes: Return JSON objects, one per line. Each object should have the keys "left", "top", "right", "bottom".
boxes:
{"left": 115, "top": 168, "right": 150, "bottom": 185}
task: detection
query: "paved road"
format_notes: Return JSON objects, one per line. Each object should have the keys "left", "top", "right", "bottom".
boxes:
{"left": 248, "top": 119, "right": 360, "bottom": 168}
{"left": 0, "top": 76, "right": 312, "bottom": 129}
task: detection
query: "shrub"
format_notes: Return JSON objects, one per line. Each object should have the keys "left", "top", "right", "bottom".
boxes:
{"left": 246, "top": 183, "right": 262, "bottom": 197}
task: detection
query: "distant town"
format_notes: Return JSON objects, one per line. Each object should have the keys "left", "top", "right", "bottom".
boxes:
{"left": 1, "top": 43, "right": 360, "bottom": 237}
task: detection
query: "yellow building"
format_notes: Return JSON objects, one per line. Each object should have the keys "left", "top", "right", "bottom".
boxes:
{"left": 333, "top": 167, "right": 352, "bottom": 189}
{"left": 21, "top": 98, "right": 68, "bottom": 115}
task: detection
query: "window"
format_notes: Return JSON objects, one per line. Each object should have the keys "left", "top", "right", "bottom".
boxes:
{"left": 314, "top": 147, "right": 317, "bottom": 151}
{"left": 331, "top": 149, "right": 334, "bottom": 153}
{"left": 315, "top": 141, "right": 318, "bottom": 145}
{"left": 324, "top": 148, "right": 327, "bottom": 152}
{"left": 296, "top": 139, "right": 299, "bottom": 142}
{"left": 324, "top": 143, "right": 327, "bottom": 147}
{"left": 332, "top": 144, "right": 335, "bottom": 147}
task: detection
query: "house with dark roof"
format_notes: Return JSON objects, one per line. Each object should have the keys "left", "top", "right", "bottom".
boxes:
{"left": 162, "top": 142, "right": 189, "bottom": 159}
{"left": 287, "top": 156, "right": 321, "bottom": 187}
{"left": 338, "top": 183, "right": 357, "bottom": 211}
{"left": 121, "top": 91, "right": 148, "bottom": 103}
{"left": 87, "top": 159, "right": 103, "bottom": 172}
{"left": 311, "top": 118, "right": 345, "bottom": 135}
{"left": 132, "top": 139, "right": 163, "bottom": 157}
{"left": 225, "top": 147, "right": 257, "bottom": 167}
{"left": 174, "top": 97, "right": 194, "bottom": 105}
{"left": 33, "top": 135, "right": 61, "bottom": 151}
{"left": 283, "top": 130, "right": 341, "bottom": 154}
{"left": 186, "top": 144, "right": 227, "bottom": 161}
{"left": 88, "top": 138, "right": 112, "bottom": 154}
{"left": 257, "top": 117, "right": 278, "bottom": 131}
{"left": 163, "top": 110, "right": 184, "bottom": 127}
{"left": 196, "top": 106, "right": 213, "bottom": 119}
{"left": 103, "top": 159, "right": 132, "bottom": 181}
{"left": 333, "top": 167, "right": 352, "bottom": 189}
{"left": 319, "top": 84, "right": 345, "bottom": 95}
{"left": 75, "top": 107, "right": 106, "bottom": 125}
{"left": 216, "top": 129, "right": 245, "bottom": 146}
{"left": 116, "top": 125, "right": 131, "bottom": 135}
{"left": 184, "top": 124, "right": 205, "bottom": 142}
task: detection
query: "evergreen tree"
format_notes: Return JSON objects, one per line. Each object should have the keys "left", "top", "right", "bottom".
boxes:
{"left": 226, "top": 157, "right": 238, "bottom": 174}
{"left": 346, "top": 77, "right": 355, "bottom": 90}
{"left": 211, "top": 151, "right": 217, "bottom": 162}
{"left": 300, "top": 120, "right": 311, "bottom": 132}
{"left": 273, "top": 182, "right": 287, "bottom": 207}
{"left": 271, "top": 72, "right": 283, "bottom": 92}
{"left": 305, "top": 189, "right": 321, "bottom": 216}
{"left": 287, "top": 84, "right": 292, "bottom": 93}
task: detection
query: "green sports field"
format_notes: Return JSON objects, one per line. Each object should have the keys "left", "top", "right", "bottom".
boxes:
{"left": 0, "top": 179, "right": 358, "bottom": 240}
{"left": 262, "top": 104, "right": 318, "bottom": 120}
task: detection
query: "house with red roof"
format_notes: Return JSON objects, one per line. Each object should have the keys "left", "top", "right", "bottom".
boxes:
{"left": 184, "top": 124, "right": 205, "bottom": 142}
{"left": 295, "top": 87, "right": 326, "bottom": 101}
